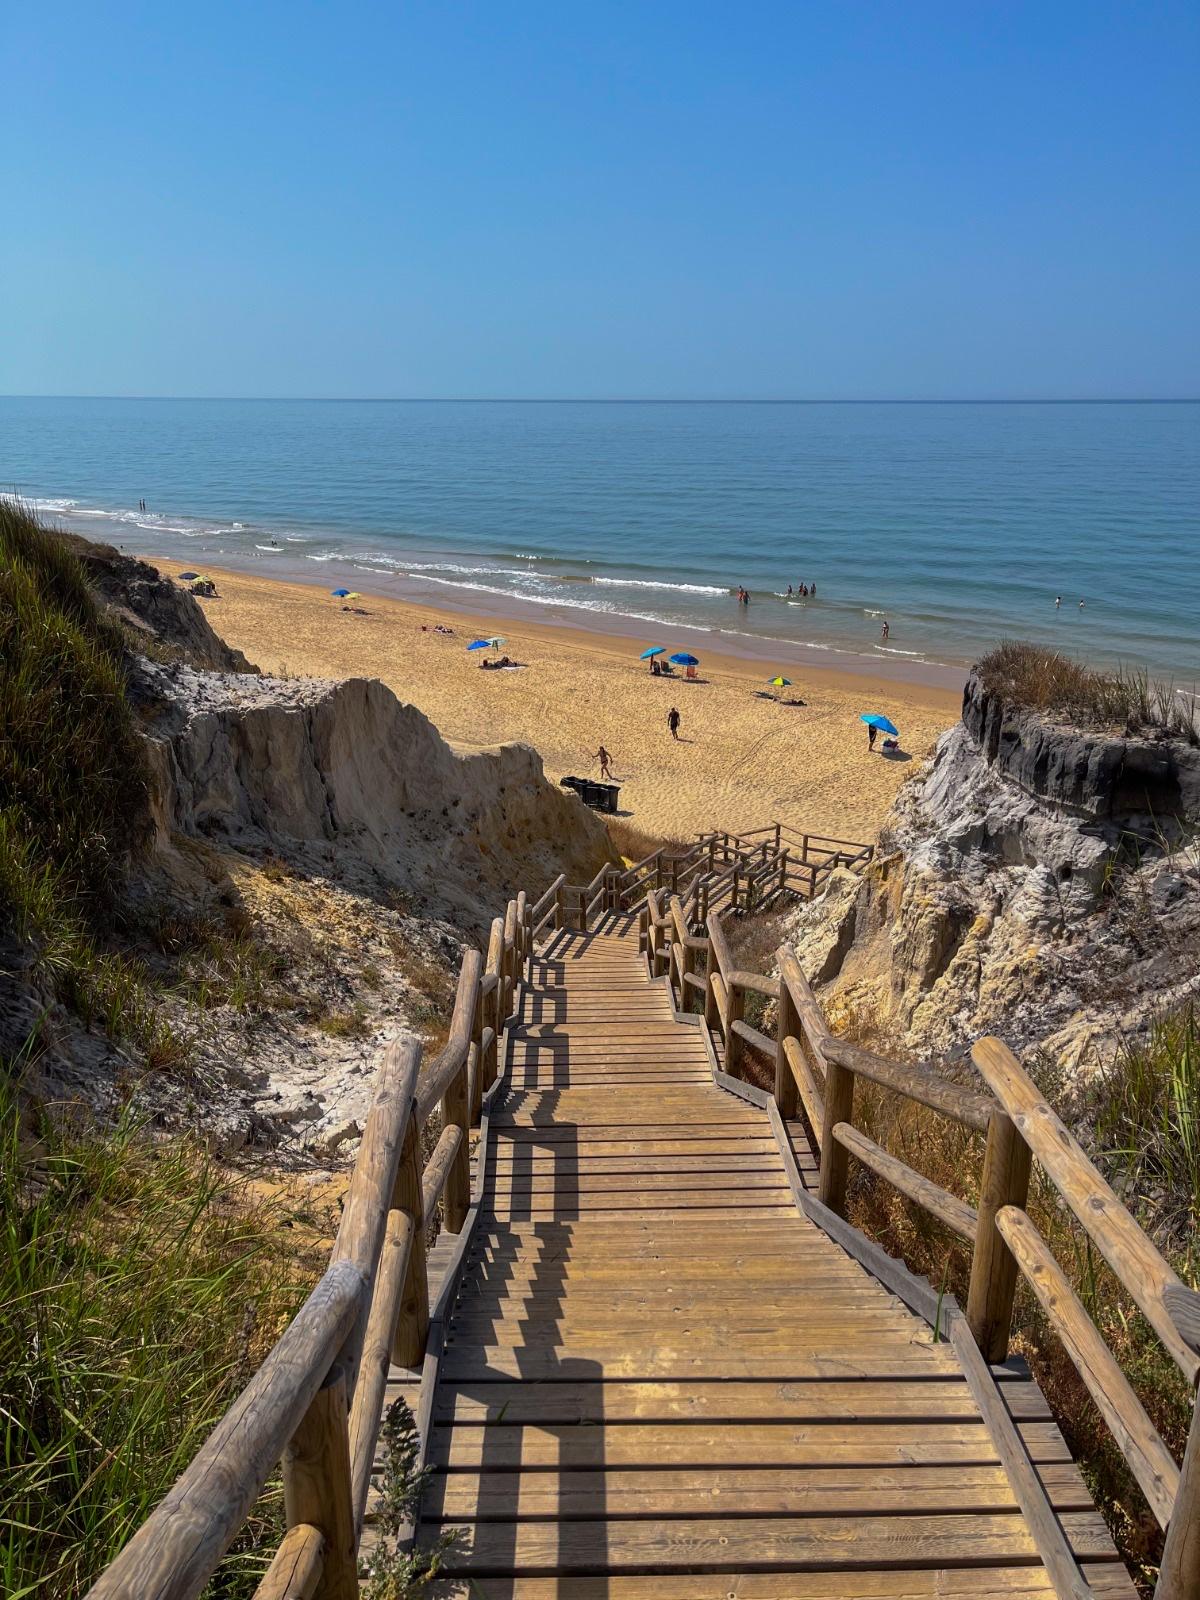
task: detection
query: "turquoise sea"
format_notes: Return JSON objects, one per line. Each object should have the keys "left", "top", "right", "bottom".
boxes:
{"left": 2, "top": 397, "right": 1197, "bottom": 683}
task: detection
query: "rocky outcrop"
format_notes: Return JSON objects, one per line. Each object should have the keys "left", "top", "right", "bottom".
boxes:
{"left": 65, "top": 533, "right": 257, "bottom": 673}
{"left": 139, "top": 661, "right": 613, "bottom": 938}
{"left": 786, "top": 674, "right": 1200, "bottom": 1077}
{"left": 962, "top": 672, "right": 1200, "bottom": 839}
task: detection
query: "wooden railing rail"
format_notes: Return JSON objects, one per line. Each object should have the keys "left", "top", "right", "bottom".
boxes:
{"left": 85, "top": 846, "right": 597, "bottom": 1600}
{"left": 634, "top": 868, "right": 1200, "bottom": 1595}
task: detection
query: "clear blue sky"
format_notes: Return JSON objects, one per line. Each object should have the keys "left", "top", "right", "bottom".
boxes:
{"left": 3, "top": 1, "right": 1197, "bottom": 399}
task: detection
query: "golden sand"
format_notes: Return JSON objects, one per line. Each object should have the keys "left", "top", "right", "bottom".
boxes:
{"left": 155, "top": 559, "right": 961, "bottom": 845}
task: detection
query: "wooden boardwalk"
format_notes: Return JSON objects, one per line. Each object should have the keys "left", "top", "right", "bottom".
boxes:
{"left": 406, "top": 916, "right": 1136, "bottom": 1598}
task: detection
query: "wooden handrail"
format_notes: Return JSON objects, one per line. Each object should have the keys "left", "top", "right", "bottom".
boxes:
{"left": 973, "top": 1036, "right": 1198, "bottom": 1386}
{"left": 822, "top": 1037, "right": 993, "bottom": 1133}
{"left": 996, "top": 1205, "right": 1179, "bottom": 1529}
{"left": 86, "top": 847, "right": 588, "bottom": 1600}
{"left": 833, "top": 1122, "right": 978, "bottom": 1241}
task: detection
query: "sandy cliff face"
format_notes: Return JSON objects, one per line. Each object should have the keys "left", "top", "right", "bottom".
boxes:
{"left": 12, "top": 536, "right": 612, "bottom": 1157}
{"left": 786, "top": 675, "right": 1200, "bottom": 1076}
{"left": 140, "top": 663, "right": 610, "bottom": 937}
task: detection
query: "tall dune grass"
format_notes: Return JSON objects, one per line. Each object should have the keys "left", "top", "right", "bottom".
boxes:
{"left": 978, "top": 641, "right": 1198, "bottom": 745}
{"left": 0, "top": 1072, "right": 312, "bottom": 1598}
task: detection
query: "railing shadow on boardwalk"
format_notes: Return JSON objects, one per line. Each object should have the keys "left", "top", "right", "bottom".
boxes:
{"left": 441, "top": 936, "right": 611, "bottom": 1593}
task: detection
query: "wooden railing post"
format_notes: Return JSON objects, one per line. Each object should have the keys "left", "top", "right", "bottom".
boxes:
{"left": 725, "top": 980, "right": 745, "bottom": 1076}
{"left": 778, "top": 847, "right": 788, "bottom": 901}
{"left": 1157, "top": 1288, "right": 1200, "bottom": 1600}
{"left": 554, "top": 879, "right": 565, "bottom": 930}
{"left": 503, "top": 900, "right": 517, "bottom": 1015}
{"left": 704, "top": 939, "right": 721, "bottom": 1035}
{"left": 731, "top": 866, "right": 740, "bottom": 912}
{"left": 282, "top": 1365, "right": 357, "bottom": 1600}
{"left": 817, "top": 1057, "right": 854, "bottom": 1215}
{"left": 468, "top": 973, "right": 485, "bottom": 1127}
{"left": 485, "top": 916, "right": 504, "bottom": 1092}
{"left": 515, "top": 889, "right": 528, "bottom": 986}
{"left": 443, "top": 951, "right": 481, "bottom": 1234}
{"left": 392, "top": 1106, "right": 428, "bottom": 1366}
{"left": 966, "top": 1108, "right": 1032, "bottom": 1361}
{"left": 774, "top": 965, "right": 800, "bottom": 1119}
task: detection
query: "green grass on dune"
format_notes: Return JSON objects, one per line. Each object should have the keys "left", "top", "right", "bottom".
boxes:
{"left": 0, "top": 1071, "right": 311, "bottom": 1599}
{"left": 0, "top": 501, "right": 188, "bottom": 1063}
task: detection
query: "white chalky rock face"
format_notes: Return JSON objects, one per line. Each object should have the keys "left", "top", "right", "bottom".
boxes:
{"left": 139, "top": 664, "right": 612, "bottom": 939}
{"left": 782, "top": 678, "right": 1200, "bottom": 1086}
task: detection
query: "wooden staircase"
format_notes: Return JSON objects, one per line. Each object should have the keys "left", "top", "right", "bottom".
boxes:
{"left": 401, "top": 915, "right": 1136, "bottom": 1598}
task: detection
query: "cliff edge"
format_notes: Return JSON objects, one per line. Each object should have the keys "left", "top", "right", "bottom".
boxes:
{"left": 786, "top": 665, "right": 1200, "bottom": 1077}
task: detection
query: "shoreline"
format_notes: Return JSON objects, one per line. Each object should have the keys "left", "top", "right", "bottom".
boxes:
{"left": 147, "top": 545, "right": 968, "bottom": 694}
{"left": 150, "top": 555, "right": 962, "bottom": 844}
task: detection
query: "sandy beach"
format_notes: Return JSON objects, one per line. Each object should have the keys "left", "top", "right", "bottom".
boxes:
{"left": 154, "top": 559, "right": 962, "bottom": 845}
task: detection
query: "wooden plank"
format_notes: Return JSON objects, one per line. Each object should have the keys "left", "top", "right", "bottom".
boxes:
{"left": 425, "top": 1568, "right": 1135, "bottom": 1599}
{"left": 439, "top": 1346, "right": 967, "bottom": 1381}
{"left": 949, "top": 1311, "right": 1093, "bottom": 1600}
{"left": 419, "top": 1511, "right": 1117, "bottom": 1572}
{"left": 432, "top": 1378, "right": 1052, "bottom": 1424}
{"left": 422, "top": 1460, "right": 1085, "bottom": 1518}
{"left": 429, "top": 1420, "right": 1073, "bottom": 1469}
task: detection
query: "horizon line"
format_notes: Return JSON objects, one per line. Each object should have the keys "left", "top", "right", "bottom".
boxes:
{"left": 3, "top": 393, "right": 1199, "bottom": 406}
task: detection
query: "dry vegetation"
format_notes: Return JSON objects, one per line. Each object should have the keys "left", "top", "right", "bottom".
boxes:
{"left": 978, "top": 641, "right": 1198, "bottom": 745}
{"left": 606, "top": 816, "right": 685, "bottom": 865}
{"left": 814, "top": 1010, "right": 1199, "bottom": 1589}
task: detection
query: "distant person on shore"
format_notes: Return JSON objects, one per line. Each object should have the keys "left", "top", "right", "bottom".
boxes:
{"left": 667, "top": 707, "right": 681, "bottom": 740}
{"left": 881, "top": 619, "right": 890, "bottom": 641}
{"left": 595, "top": 745, "right": 614, "bottom": 779}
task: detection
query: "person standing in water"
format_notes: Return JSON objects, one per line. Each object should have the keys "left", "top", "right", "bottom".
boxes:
{"left": 667, "top": 707, "right": 681, "bottom": 740}
{"left": 881, "top": 619, "right": 890, "bottom": 641}
{"left": 1055, "top": 595, "right": 1062, "bottom": 608}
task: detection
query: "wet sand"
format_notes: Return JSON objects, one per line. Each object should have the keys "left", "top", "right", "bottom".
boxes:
{"left": 155, "top": 558, "right": 963, "bottom": 844}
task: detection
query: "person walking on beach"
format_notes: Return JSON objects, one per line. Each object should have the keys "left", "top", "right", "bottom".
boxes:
{"left": 880, "top": 619, "right": 890, "bottom": 641}
{"left": 867, "top": 723, "right": 878, "bottom": 752}
{"left": 595, "top": 745, "right": 614, "bottom": 780}
{"left": 667, "top": 707, "right": 681, "bottom": 740}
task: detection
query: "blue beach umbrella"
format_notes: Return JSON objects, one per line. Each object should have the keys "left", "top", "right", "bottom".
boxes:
{"left": 640, "top": 646, "right": 666, "bottom": 659}
{"left": 669, "top": 652, "right": 700, "bottom": 667}
{"left": 860, "top": 713, "right": 899, "bottom": 735}
{"left": 467, "top": 639, "right": 491, "bottom": 651}
{"left": 331, "top": 587, "right": 351, "bottom": 598}
{"left": 178, "top": 571, "right": 200, "bottom": 582}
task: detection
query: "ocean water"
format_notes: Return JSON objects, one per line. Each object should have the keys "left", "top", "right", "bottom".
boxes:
{"left": 2, "top": 396, "right": 1197, "bottom": 682}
